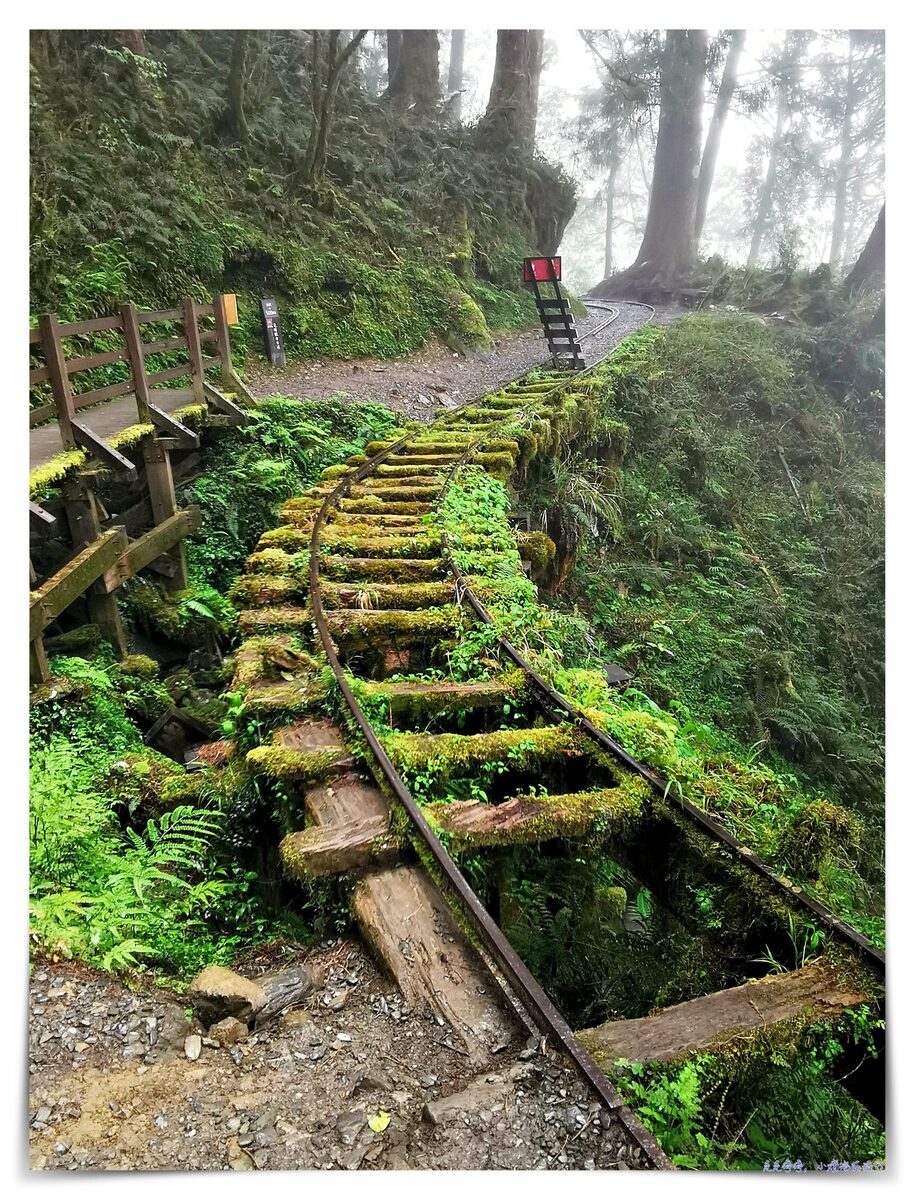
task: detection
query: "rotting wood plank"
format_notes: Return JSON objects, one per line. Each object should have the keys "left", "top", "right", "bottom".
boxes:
{"left": 101, "top": 507, "right": 201, "bottom": 591}
{"left": 30, "top": 527, "right": 128, "bottom": 640}
{"left": 280, "top": 814, "right": 397, "bottom": 876}
{"left": 353, "top": 863, "right": 522, "bottom": 1065}
{"left": 577, "top": 961, "right": 870, "bottom": 1068}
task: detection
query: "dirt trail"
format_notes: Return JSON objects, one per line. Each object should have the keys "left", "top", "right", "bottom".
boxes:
{"left": 29, "top": 942, "right": 644, "bottom": 1171}
{"left": 243, "top": 304, "right": 681, "bottom": 420}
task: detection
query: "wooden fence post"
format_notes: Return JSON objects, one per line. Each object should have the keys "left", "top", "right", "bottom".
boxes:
{"left": 182, "top": 297, "right": 206, "bottom": 404}
{"left": 121, "top": 302, "right": 152, "bottom": 423}
{"left": 61, "top": 479, "right": 128, "bottom": 658}
{"left": 38, "top": 312, "right": 77, "bottom": 450}
{"left": 213, "top": 294, "right": 235, "bottom": 389}
{"left": 123, "top": 301, "right": 189, "bottom": 593}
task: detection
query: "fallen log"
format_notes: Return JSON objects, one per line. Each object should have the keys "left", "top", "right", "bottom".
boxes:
{"left": 577, "top": 961, "right": 869, "bottom": 1068}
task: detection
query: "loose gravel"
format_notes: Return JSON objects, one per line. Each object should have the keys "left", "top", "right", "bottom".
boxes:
{"left": 244, "top": 302, "right": 683, "bottom": 421}
{"left": 29, "top": 942, "right": 650, "bottom": 1171}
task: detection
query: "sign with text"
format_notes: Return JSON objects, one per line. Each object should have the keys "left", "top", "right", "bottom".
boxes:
{"left": 523, "top": 256, "right": 562, "bottom": 283}
{"left": 259, "top": 298, "right": 286, "bottom": 367}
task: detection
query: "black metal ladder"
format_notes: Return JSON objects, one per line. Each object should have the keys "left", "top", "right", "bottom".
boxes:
{"left": 530, "top": 259, "right": 585, "bottom": 370}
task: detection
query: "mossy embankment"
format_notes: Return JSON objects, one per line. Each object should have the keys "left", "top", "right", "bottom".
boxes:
{"left": 29, "top": 32, "right": 577, "bottom": 388}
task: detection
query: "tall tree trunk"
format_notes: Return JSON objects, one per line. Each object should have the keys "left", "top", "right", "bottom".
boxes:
{"left": 120, "top": 31, "right": 146, "bottom": 56}
{"left": 829, "top": 38, "right": 856, "bottom": 266}
{"left": 386, "top": 31, "right": 402, "bottom": 86}
{"left": 305, "top": 30, "right": 368, "bottom": 184}
{"left": 604, "top": 163, "right": 618, "bottom": 277}
{"left": 695, "top": 30, "right": 746, "bottom": 240}
{"left": 447, "top": 30, "right": 465, "bottom": 118}
{"left": 619, "top": 29, "right": 708, "bottom": 287}
{"left": 747, "top": 77, "right": 790, "bottom": 267}
{"left": 387, "top": 30, "right": 440, "bottom": 115}
{"left": 481, "top": 30, "right": 543, "bottom": 154}
{"left": 843, "top": 203, "right": 885, "bottom": 294}
{"left": 227, "top": 31, "right": 250, "bottom": 140}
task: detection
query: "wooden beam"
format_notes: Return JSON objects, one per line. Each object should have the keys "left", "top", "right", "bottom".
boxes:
{"left": 229, "top": 369, "right": 259, "bottom": 408}
{"left": 577, "top": 961, "right": 870, "bottom": 1069}
{"left": 38, "top": 312, "right": 77, "bottom": 449}
{"left": 121, "top": 302, "right": 153, "bottom": 423}
{"left": 29, "top": 502, "right": 58, "bottom": 532}
{"left": 30, "top": 527, "right": 128, "bottom": 639}
{"left": 148, "top": 403, "right": 201, "bottom": 448}
{"left": 203, "top": 379, "right": 250, "bottom": 426}
{"left": 183, "top": 297, "right": 206, "bottom": 404}
{"left": 212, "top": 293, "right": 235, "bottom": 389}
{"left": 72, "top": 421, "right": 138, "bottom": 480}
{"left": 101, "top": 507, "right": 201, "bottom": 591}
{"left": 30, "top": 636, "right": 50, "bottom": 688}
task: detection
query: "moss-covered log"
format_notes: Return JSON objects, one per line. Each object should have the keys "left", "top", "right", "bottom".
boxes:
{"left": 578, "top": 960, "right": 871, "bottom": 1069}
{"left": 424, "top": 784, "right": 646, "bottom": 848}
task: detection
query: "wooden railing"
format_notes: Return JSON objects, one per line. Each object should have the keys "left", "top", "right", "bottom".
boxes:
{"left": 29, "top": 294, "right": 253, "bottom": 687}
{"left": 29, "top": 296, "right": 238, "bottom": 432}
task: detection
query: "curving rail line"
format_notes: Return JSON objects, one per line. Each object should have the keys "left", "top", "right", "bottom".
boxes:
{"left": 300, "top": 300, "right": 882, "bottom": 1172}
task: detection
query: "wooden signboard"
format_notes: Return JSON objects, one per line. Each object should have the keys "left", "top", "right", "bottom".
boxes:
{"left": 259, "top": 298, "right": 286, "bottom": 367}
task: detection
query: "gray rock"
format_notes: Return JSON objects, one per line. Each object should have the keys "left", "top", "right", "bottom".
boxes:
{"left": 335, "top": 1109, "right": 366, "bottom": 1146}
{"left": 184, "top": 1034, "right": 202, "bottom": 1061}
{"left": 186, "top": 966, "right": 267, "bottom": 1028}
{"left": 209, "top": 1017, "right": 248, "bottom": 1047}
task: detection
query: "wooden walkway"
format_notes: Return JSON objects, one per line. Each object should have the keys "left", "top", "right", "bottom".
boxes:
{"left": 30, "top": 387, "right": 196, "bottom": 469}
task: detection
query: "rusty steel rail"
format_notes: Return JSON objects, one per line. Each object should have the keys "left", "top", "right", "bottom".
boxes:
{"left": 307, "top": 304, "right": 673, "bottom": 1170}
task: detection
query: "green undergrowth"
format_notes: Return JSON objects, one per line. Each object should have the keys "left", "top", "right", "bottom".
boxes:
{"left": 610, "top": 1026, "right": 884, "bottom": 1170}
{"left": 514, "top": 318, "right": 884, "bottom": 944}
{"left": 28, "top": 648, "right": 350, "bottom": 981}
{"left": 179, "top": 395, "right": 401, "bottom": 591}
{"left": 29, "top": 33, "right": 574, "bottom": 380}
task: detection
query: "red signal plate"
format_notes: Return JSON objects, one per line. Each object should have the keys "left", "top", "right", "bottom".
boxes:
{"left": 523, "top": 256, "right": 562, "bottom": 283}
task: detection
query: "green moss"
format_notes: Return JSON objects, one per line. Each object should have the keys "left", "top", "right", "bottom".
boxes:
{"left": 109, "top": 422, "right": 155, "bottom": 450}
{"left": 320, "top": 555, "right": 444, "bottom": 583}
{"left": 325, "top": 605, "right": 462, "bottom": 650}
{"left": 445, "top": 289, "right": 494, "bottom": 353}
{"left": 782, "top": 800, "right": 863, "bottom": 881}
{"left": 384, "top": 723, "right": 588, "bottom": 780}
{"left": 29, "top": 448, "right": 88, "bottom": 499}
{"left": 515, "top": 530, "right": 557, "bottom": 576}
{"left": 320, "top": 580, "right": 451, "bottom": 611}
{"left": 257, "top": 526, "right": 311, "bottom": 552}
{"left": 117, "top": 654, "right": 160, "bottom": 679}
{"left": 246, "top": 744, "right": 349, "bottom": 783}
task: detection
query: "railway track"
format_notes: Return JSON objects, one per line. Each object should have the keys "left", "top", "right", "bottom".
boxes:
{"left": 234, "top": 301, "right": 883, "bottom": 1169}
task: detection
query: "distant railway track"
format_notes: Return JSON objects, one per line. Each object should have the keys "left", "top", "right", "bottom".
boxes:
{"left": 236, "top": 301, "right": 882, "bottom": 1170}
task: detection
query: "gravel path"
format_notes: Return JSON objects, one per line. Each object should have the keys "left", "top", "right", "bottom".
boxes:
{"left": 243, "top": 302, "right": 684, "bottom": 420}
{"left": 29, "top": 942, "right": 649, "bottom": 1171}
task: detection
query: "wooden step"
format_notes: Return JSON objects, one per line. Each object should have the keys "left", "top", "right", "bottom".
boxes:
{"left": 320, "top": 556, "right": 445, "bottom": 583}
{"left": 353, "top": 864, "right": 521, "bottom": 1064}
{"left": 320, "top": 580, "right": 453, "bottom": 611}
{"left": 329, "top": 512, "right": 424, "bottom": 526}
{"left": 281, "top": 814, "right": 397, "bottom": 877}
{"left": 577, "top": 961, "right": 870, "bottom": 1069}
{"left": 356, "top": 672, "right": 524, "bottom": 719}
{"left": 384, "top": 723, "right": 588, "bottom": 778}
{"left": 424, "top": 785, "right": 645, "bottom": 848}
{"left": 317, "top": 533, "right": 439, "bottom": 558}
{"left": 246, "top": 718, "right": 358, "bottom": 783}
{"left": 324, "top": 606, "right": 462, "bottom": 650}
{"left": 238, "top": 605, "right": 313, "bottom": 634}
{"left": 339, "top": 498, "right": 434, "bottom": 516}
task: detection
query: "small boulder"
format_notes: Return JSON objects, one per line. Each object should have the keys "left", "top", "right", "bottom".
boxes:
{"left": 184, "top": 1034, "right": 202, "bottom": 1061}
{"left": 209, "top": 1017, "right": 249, "bottom": 1047}
{"left": 187, "top": 966, "right": 267, "bottom": 1028}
